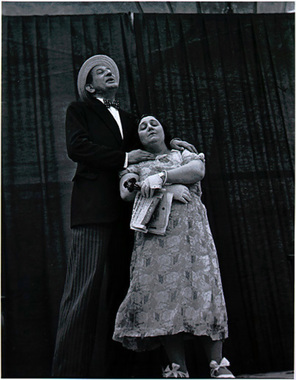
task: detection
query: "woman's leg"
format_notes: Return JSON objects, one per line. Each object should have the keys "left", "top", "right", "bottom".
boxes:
{"left": 199, "top": 336, "right": 234, "bottom": 377}
{"left": 199, "top": 336, "right": 222, "bottom": 362}
{"left": 161, "top": 333, "right": 188, "bottom": 373}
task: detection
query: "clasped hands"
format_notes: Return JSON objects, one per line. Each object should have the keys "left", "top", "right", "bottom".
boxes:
{"left": 140, "top": 175, "right": 191, "bottom": 204}
{"left": 140, "top": 174, "right": 164, "bottom": 198}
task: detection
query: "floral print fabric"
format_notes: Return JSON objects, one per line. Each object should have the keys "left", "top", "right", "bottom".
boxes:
{"left": 113, "top": 150, "right": 228, "bottom": 351}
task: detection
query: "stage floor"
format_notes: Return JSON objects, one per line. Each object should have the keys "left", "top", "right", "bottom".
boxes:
{"left": 237, "top": 371, "right": 294, "bottom": 379}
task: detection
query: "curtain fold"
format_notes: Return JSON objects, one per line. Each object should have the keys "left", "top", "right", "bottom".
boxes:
{"left": 2, "top": 13, "right": 294, "bottom": 378}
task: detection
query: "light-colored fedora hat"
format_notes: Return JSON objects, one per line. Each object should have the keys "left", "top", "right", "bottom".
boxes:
{"left": 77, "top": 55, "right": 120, "bottom": 101}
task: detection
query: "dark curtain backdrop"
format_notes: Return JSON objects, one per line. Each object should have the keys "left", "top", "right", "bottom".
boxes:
{"left": 2, "top": 13, "right": 294, "bottom": 378}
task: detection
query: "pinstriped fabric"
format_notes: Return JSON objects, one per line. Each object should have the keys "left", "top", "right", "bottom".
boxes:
{"left": 52, "top": 225, "right": 113, "bottom": 378}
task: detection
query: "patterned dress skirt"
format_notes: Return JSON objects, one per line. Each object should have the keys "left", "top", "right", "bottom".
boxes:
{"left": 113, "top": 190, "right": 228, "bottom": 352}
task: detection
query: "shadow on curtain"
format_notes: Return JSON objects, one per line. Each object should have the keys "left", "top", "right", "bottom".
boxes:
{"left": 2, "top": 13, "right": 294, "bottom": 378}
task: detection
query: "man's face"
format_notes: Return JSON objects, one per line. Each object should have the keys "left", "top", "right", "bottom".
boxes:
{"left": 87, "top": 65, "right": 119, "bottom": 95}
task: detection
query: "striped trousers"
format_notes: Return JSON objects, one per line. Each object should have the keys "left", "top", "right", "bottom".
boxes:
{"left": 52, "top": 223, "right": 133, "bottom": 378}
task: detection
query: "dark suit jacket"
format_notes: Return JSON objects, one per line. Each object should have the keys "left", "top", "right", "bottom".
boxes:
{"left": 66, "top": 98, "right": 139, "bottom": 227}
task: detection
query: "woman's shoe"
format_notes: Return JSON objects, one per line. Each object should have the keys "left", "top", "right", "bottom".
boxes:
{"left": 162, "top": 363, "right": 189, "bottom": 378}
{"left": 210, "top": 357, "right": 235, "bottom": 378}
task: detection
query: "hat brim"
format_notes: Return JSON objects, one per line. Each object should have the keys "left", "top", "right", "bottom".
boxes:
{"left": 77, "top": 55, "right": 120, "bottom": 101}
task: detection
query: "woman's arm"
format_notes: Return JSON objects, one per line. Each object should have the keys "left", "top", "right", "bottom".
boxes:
{"left": 140, "top": 159, "right": 205, "bottom": 198}
{"left": 166, "top": 159, "right": 205, "bottom": 184}
{"left": 120, "top": 172, "right": 140, "bottom": 202}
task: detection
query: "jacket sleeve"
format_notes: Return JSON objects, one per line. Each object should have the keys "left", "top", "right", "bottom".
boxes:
{"left": 65, "top": 102, "right": 126, "bottom": 170}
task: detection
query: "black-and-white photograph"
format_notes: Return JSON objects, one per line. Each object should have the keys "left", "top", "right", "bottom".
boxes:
{"left": 2, "top": 1, "right": 294, "bottom": 379}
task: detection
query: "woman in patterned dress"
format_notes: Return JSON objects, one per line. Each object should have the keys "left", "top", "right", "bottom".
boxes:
{"left": 113, "top": 116, "right": 234, "bottom": 379}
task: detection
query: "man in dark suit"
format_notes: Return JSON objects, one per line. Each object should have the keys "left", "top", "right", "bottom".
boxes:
{"left": 52, "top": 55, "right": 196, "bottom": 378}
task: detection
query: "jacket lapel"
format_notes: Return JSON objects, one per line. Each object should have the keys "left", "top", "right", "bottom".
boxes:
{"left": 86, "top": 98, "right": 123, "bottom": 144}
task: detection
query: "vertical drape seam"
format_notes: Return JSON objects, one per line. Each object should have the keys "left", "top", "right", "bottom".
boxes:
{"left": 220, "top": 17, "right": 266, "bottom": 355}
{"left": 243, "top": 16, "right": 290, "bottom": 362}
{"left": 163, "top": 15, "right": 177, "bottom": 137}
{"left": 238, "top": 17, "right": 277, "bottom": 348}
{"left": 203, "top": 16, "right": 252, "bottom": 316}
{"left": 204, "top": 16, "right": 258, "bottom": 349}
{"left": 251, "top": 16, "right": 293, "bottom": 263}
{"left": 263, "top": 16, "right": 294, "bottom": 168}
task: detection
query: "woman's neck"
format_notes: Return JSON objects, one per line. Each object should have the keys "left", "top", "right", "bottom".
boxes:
{"left": 145, "top": 142, "right": 170, "bottom": 155}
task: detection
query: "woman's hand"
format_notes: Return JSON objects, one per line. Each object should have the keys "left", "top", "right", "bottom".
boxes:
{"left": 167, "top": 184, "right": 191, "bottom": 203}
{"left": 140, "top": 174, "right": 163, "bottom": 198}
{"left": 170, "top": 139, "right": 198, "bottom": 154}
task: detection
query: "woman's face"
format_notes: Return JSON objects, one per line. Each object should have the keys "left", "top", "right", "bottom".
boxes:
{"left": 138, "top": 116, "right": 165, "bottom": 148}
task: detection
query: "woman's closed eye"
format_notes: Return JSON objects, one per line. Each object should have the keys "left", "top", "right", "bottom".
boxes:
{"left": 139, "top": 120, "right": 159, "bottom": 131}
{"left": 139, "top": 122, "right": 147, "bottom": 131}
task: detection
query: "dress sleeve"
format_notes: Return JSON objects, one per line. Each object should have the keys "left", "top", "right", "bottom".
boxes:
{"left": 181, "top": 149, "right": 206, "bottom": 165}
{"left": 119, "top": 163, "right": 141, "bottom": 179}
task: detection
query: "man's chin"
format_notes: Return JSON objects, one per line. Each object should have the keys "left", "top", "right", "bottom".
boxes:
{"left": 106, "top": 82, "right": 119, "bottom": 89}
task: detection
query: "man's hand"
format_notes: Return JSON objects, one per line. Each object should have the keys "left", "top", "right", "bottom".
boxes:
{"left": 128, "top": 149, "right": 155, "bottom": 164}
{"left": 170, "top": 139, "right": 198, "bottom": 154}
{"left": 167, "top": 184, "right": 191, "bottom": 203}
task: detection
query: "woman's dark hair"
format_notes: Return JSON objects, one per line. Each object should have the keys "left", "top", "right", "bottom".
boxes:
{"left": 137, "top": 114, "right": 173, "bottom": 148}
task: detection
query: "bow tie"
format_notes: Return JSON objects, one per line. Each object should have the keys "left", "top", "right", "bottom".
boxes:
{"left": 103, "top": 98, "right": 120, "bottom": 110}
